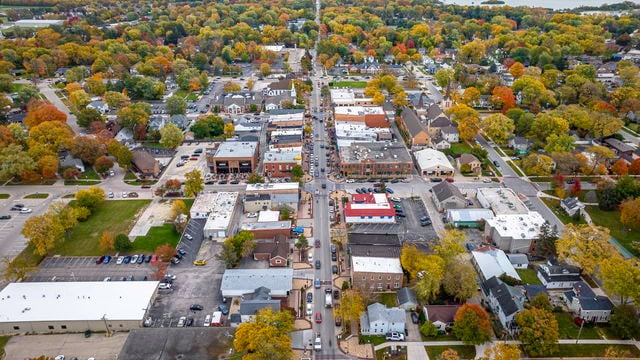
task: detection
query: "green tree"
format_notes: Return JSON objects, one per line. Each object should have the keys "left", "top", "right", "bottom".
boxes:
{"left": 2, "top": 255, "right": 36, "bottom": 282}
{"left": 159, "top": 123, "right": 184, "bottom": 149}
{"left": 103, "top": 91, "right": 130, "bottom": 109}
{"left": 442, "top": 260, "right": 476, "bottom": 302}
{"left": 76, "top": 107, "right": 103, "bottom": 128}
{"left": 15, "top": 85, "right": 40, "bottom": 107}
{"left": 452, "top": 303, "right": 492, "bottom": 345}
{"left": 544, "top": 134, "right": 575, "bottom": 153}
{"left": 190, "top": 115, "right": 224, "bottom": 138}
{"left": 107, "top": 140, "right": 133, "bottom": 169}
{"left": 516, "top": 308, "right": 559, "bottom": 357}
{"left": 228, "top": 230, "right": 256, "bottom": 258}
{"left": 216, "top": 240, "right": 240, "bottom": 268}
{"left": 183, "top": 169, "right": 204, "bottom": 197}
{"left": 434, "top": 68, "right": 455, "bottom": 88}
{"left": 291, "top": 164, "right": 304, "bottom": 180}
{"left": 114, "top": 233, "right": 132, "bottom": 252}
{"left": 528, "top": 114, "right": 569, "bottom": 143}
{"left": 165, "top": 95, "right": 187, "bottom": 116}
{"left": 420, "top": 321, "right": 438, "bottom": 337}
{"left": 480, "top": 114, "right": 515, "bottom": 144}
{"left": 295, "top": 234, "right": 308, "bottom": 250}
{"left": 0, "top": 144, "right": 37, "bottom": 180}
{"left": 610, "top": 304, "right": 640, "bottom": 340}
{"left": 529, "top": 293, "right": 553, "bottom": 312}
{"left": 247, "top": 173, "right": 264, "bottom": 184}
{"left": 600, "top": 258, "right": 640, "bottom": 305}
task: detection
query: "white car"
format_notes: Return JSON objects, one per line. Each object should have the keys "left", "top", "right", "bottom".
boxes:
{"left": 345, "top": 179, "right": 355, "bottom": 183}
{"left": 204, "top": 314, "right": 211, "bottom": 327}
{"left": 122, "top": 192, "right": 128, "bottom": 198}
{"left": 177, "top": 316, "right": 186, "bottom": 327}
{"left": 385, "top": 331, "right": 405, "bottom": 341}
{"left": 116, "top": 256, "right": 125, "bottom": 265}
{"left": 165, "top": 274, "right": 177, "bottom": 280}
{"left": 130, "top": 254, "right": 138, "bottom": 263}
{"left": 109, "top": 170, "right": 115, "bottom": 176}
{"left": 19, "top": 208, "right": 32, "bottom": 214}
{"left": 158, "top": 283, "right": 172, "bottom": 290}
{"left": 247, "top": 212, "right": 258, "bottom": 218}
{"left": 108, "top": 192, "right": 114, "bottom": 198}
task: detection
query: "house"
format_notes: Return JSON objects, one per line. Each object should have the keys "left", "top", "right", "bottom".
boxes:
{"left": 360, "top": 303, "right": 405, "bottom": 335}
{"left": 169, "top": 114, "right": 189, "bottom": 129}
{"left": 264, "top": 79, "right": 296, "bottom": 97}
{"left": 563, "top": 281, "right": 613, "bottom": 323}
{"left": 60, "top": 154, "right": 85, "bottom": 173}
{"left": 431, "top": 181, "right": 467, "bottom": 212}
{"left": 603, "top": 138, "right": 634, "bottom": 157}
{"left": 508, "top": 137, "right": 531, "bottom": 155}
{"left": 252, "top": 235, "right": 289, "bottom": 267}
{"left": 86, "top": 100, "right": 109, "bottom": 114}
{"left": 240, "top": 220, "right": 292, "bottom": 239}
{"left": 414, "top": 148, "right": 454, "bottom": 177}
{"left": 399, "top": 107, "right": 430, "bottom": 147}
{"left": 524, "top": 284, "right": 548, "bottom": 301}
{"left": 424, "top": 305, "right": 461, "bottom": 333}
{"left": 131, "top": 150, "right": 160, "bottom": 177}
{"left": 506, "top": 253, "right": 529, "bottom": 270}
{"left": 440, "top": 126, "right": 459, "bottom": 143}
{"left": 471, "top": 246, "right": 521, "bottom": 282}
{"left": 396, "top": 288, "right": 417, "bottom": 310}
{"left": 457, "top": 153, "right": 481, "bottom": 173}
{"left": 560, "top": 197, "right": 584, "bottom": 217}
{"left": 481, "top": 276, "right": 525, "bottom": 333}
{"left": 239, "top": 286, "right": 281, "bottom": 323}
{"left": 430, "top": 136, "right": 451, "bottom": 150}
{"left": 537, "top": 258, "right": 582, "bottom": 289}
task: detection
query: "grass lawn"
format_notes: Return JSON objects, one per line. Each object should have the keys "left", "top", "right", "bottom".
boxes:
{"left": 425, "top": 345, "right": 476, "bottom": 360}
{"left": 24, "top": 193, "right": 49, "bottom": 199}
{"left": 541, "top": 198, "right": 585, "bottom": 225}
{"left": 174, "top": 89, "right": 189, "bottom": 98}
{"left": 376, "top": 292, "right": 397, "bottom": 308}
{"left": 0, "top": 335, "right": 10, "bottom": 359}
{"left": 132, "top": 224, "right": 180, "bottom": 252}
{"left": 516, "top": 268, "right": 542, "bottom": 285}
{"left": 555, "top": 312, "right": 600, "bottom": 339}
{"left": 360, "top": 335, "right": 387, "bottom": 346}
{"left": 586, "top": 206, "right": 640, "bottom": 257}
{"left": 183, "top": 198, "right": 195, "bottom": 210}
{"left": 51, "top": 200, "right": 150, "bottom": 256}
{"left": 125, "top": 179, "right": 158, "bottom": 186}
{"left": 7, "top": 179, "right": 56, "bottom": 185}
{"left": 376, "top": 348, "right": 407, "bottom": 360}
{"left": 0, "top": 194, "right": 9, "bottom": 199}
{"left": 64, "top": 180, "right": 101, "bottom": 185}
{"left": 78, "top": 168, "right": 100, "bottom": 180}
{"left": 527, "top": 344, "right": 640, "bottom": 358}
{"left": 185, "top": 93, "right": 199, "bottom": 101}
{"left": 330, "top": 81, "right": 367, "bottom": 88}
{"left": 421, "top": 334, "right": 458, "bottom": 342}
{"left": 445, "top": 142, "right": 472, "bottom": 156}
{"left": 63, "top": 193, "right": 76, "bottom": 198}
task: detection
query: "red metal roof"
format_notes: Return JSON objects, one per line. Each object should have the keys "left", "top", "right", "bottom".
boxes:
{"left": 344, "top": 204, "right": 396, "bottom": 217}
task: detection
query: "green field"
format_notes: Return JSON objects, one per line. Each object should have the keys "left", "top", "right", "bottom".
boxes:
{"left": 133, "top": 224, "right": 180, "bottom": 252}
{"left": 425, "top": 345, "right": 476, "bottom": 360}
{"left": 360, "top": 335, "right": 387, "bottom": 346}
{"left": 586, "top": 206, "right": 640, "bottom": 257}
{"left": 24, "top": 193, "right": 49, "bottom": 199}
{"left": 0, "top": 194, "right": 9, "bottom": 199}
{"left": 444, "top": 142, "right": 472, "bottom": 156}
{"left": 51, "top": 200, "right": 150, "bottom": 256}
{"left": 78, "top": 168, "right": 101, "bottom": 180}
{"left": 330, "top": 81, "right": 367, "bottom": 88}
{"left": 376, "top": 292, "right": 397, "bottom": 308}
{"left": 64, "top": 180, "right": 101, "bottom": 185}
{"left": 516, "top": 268, "right": 542, "bottom": 285}
{"left": 0, "top": 336, "right": 10, "bottom": 359}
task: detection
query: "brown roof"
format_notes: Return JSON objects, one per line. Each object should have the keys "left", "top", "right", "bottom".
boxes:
{"left": 425, "top": 305, "right": 461, "bottom": 324}
{"left": 132, "top": 150, "right": 157, "bottom": 170}
{"left": 268, "top": 79, "right": 293, "bottom": 91}
{"left": 253, "top": 235, "right": 289, "bottom": 259}
{"left": 459, "top": 153, "right": 480, "bottom": 165}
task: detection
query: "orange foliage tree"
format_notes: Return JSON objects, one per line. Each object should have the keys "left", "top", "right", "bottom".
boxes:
{"left": 24, "top": 103, "right": 67, "bottom": 128}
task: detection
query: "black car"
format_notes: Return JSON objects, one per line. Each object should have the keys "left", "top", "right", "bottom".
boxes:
{"left": 355, "top": 188, "right": 363, "bottom": 194}
{"left": 190, "top": 304, "right": 204, "bottom": 311}
{"left": 331, "top": 252, "right": 337, "bottom": 261}
{"left": 333, "top": 289, "right": 340, "bottom": 299}
{"left": 186, "top": 317, "right": 194, "bottom": 327}
{"left": 136, "top": 254, "right": 144, "bottom": 264}
{"left": 218, "top": 180, "right": 228, "bottom": 185}
{"left": 126, "top": 275, "right": 134, "bottom": 281}
{"left": 205, "top": 180, "right": 215, "bottom": 185}
{"left": 315, "top": 260, "right": 321, "bottom": 269}
{"left": 332, "top": 265, "right": 338, "bottom": 274}
{"left": 367, "top": 188, "right": 374, "bottom": 193}
{"left": 430, "top": 178, "right": 443, "bottom": 182}
{"left": 229, "top": 180, "right": 239, "bottom": 184}
{"left": 10, "top": 206, "right": 22, "bottom": 211}
{"left": 411, "top": 312, "right": 419, "bottom": 324}
{"left": 0, "top": 215, "right": 11, "bottom": 220}
{"left": 307, "top": 292, "right": 313, "bottom": 303}
{"left": 144, "top": 255, "right": 152, "bottom": 263}
{"left": 396, "top": 213, "right": 406, "bottom": 218}
{"left": 390, "top": 179, "right": 399, "bottom": 183}
{"left": 321, "top": 183, "right": 327, "bottom": 189}
{"left": 123, "top": 256, "right": 131, "bottom": 264}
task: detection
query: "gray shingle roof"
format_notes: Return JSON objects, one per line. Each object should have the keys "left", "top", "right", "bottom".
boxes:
{"left": 396, "top": 288, "right": 417, "bottom": 306}
{"left": 401, "top": 107, "right": 426, "bottom": 138}
{"left": 367, "top": 303, "right": 405, "bottom": 324}
{"left": 483, "top": 276, "right": 523, "bottom": 317}
{"left": 432, "top": 181, "right": 464, "bottom": 203}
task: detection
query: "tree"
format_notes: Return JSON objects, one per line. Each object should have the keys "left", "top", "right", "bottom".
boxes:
{"left": 171, "top": 199, "right": 188, "bottom": 218}
{"left": 611, "top": 159, "right": 629, "bottom": 176}
{"left": 216, "top": 241, "right": 240, "bottom": 268}
{"left": 544, "top": 134, "right": 575, "bottom": 154}
{"left": 191, "top": 115, "right": 224, "bottom": 138}
{"left": 480, "top": 343, "right": 521, "bottom": 360}
{"left": 85, "top": 76, "right": 106, "bottom": 96}
{"left": 117, "top": 105, "right": 149, "bottom": 130}
{"left": 447, "top": 104, "right": 480, "bottom": 142}
{"left": 22, "top": 212, "right": 65, "bottom": 256}
{"left": 295, "top": 234, "right": 308, "bottom": 250}
{"left": 159, "top": 123, "right": 184, "bottom": 149}
{"left": 107, "top": 139, "right": 133, "bottom": 169}
{"left": 438, "top": 349, "right": 460, "bottom": 360}
{"left": 247, "top": 173, "right": 264, "bottom": 184}
{"left": 2, "top": 255, "right": 35, "bottom": 282}
{"left": 74, "top": 186, "right": 105, "bottom": 211}
{"left": 480, "top": 114, "right": 515, "bottom": 144}
{"left": 434, "top": 229, "right": 466, "bottom": 264}
{"left": 556, "top": 224, "right": 619, "bottom": 275}
{"left": 28, "top": 121, "right": 74, "bottom": 154}
{"left": 420, "top": 321, "right": 438, "bottom": 337}
{"left": 529, "top": 293, "right": 553, "bottom": 312}
{"left": 233, "top": 308, "right": 294, "bottom": 360}
{"left": 452, "top": 303, "right": 492, "bottom": 345}
{"left": 434, "top": 68, "right": 454, "bottom": 88}
{"left": 337, "top": 289, "right": 365, "bottom": 323}
{"left": 490, "top": 86, "right": 516, "bottom": 113}
{"left": 94, "top": 156, "right": 114, "bottom": 174}
{"left": 228, "top": 230, "right": 256, "bottom": 259}
{"left": 24, "top": 103, "right": 67, "bottom": 128}
{"left": 184, "top": 169, "right": 204, "bottom": 197}
{"left": 165, "top": 95, "right": 187, "bottom": 116}
{"left": 529, "top": 114, "right": 569, "bottom": 143}
{"left": 629, "top": 158, "right": 640, "bottom": 175}
{"left": 76, "top": 107, "right": 103, "bottom": 128}
{"left": 150, "top": 260, "right": 168, "bottom": 281}
{"left": 509, "top": 62, "right": 525, "bottom": 79}
{"left": 620, "top": 197, "right": 640, "bottom": 229}
{"left": 15, "top": 85, "right": 40, "bottom": 107}
{"left": 516, "top": 308, "right": 559, "bottom": 357}
{"left": 401, "top": 244, "right": 427, "bottom": 279}
{"left": 600, "top": 258, "right": 640, "bottom": 305}
{"left": 114, "top": 234, "right": 132, "bottom": 252}
{"left": 442, "top": 260, "right": 476, "bottom": 302}
{"left": 291, "top": 164, "right": 304, "bottom": 179}
{"left": 521, "top": 154, "right": 554, "bottom": 176}
{"left": 586, "top": 145, "right": 615, "bottom": 174}
{"left": 69, "top": 89, "right": 91, "bottom": 108}
{"left": 259, "top": 62, "right": 271, "bottom": 76}
{"left": 461, "top": 87, "right": 481, "bottom": 106}
{"left": 223, "top": 81, "right": 241, "bottom": 92}
{"left": 224, "top": 122, "right": 235, "bottom": 138}
{"left": 155, "top": 243, "right": 177, "bottom": 262}
{"left": 0, "top": 144, "right": 37, "bottom": 180}
{"left": 610, "top": 304, "right": 640, "bottom": 340}
{"left": 70, "top": 136, "right": 106, "bottom": 165}
{"left": 413, "top": 255, "right": 445, "bottom": 302}
{"left": 38, "top": 155, "right": 59, "bottom": 179}
{"left": 99, "top": 231, "right": 115, "bottom": 251}
{"left": 104, "top": 91, "right": 130, "bottom": 109}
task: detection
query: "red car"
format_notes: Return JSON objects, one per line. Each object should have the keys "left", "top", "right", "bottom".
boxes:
{"left": 315, "top": 240, "right": 321, "bottom": 248}
{"left": 315, "top": 312, "right": 322, "bottom": 323}
{"left": 445, "top": 178, "right": 455, "bottom": 183}
{"left": 141, "top": 185, "right": 151, "bottom": 189}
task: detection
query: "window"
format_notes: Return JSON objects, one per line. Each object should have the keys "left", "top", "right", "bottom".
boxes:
{"left": 368, "top": 216, "right": 372, "bottom": 219}
{"left": 387, "top": 275, "right": 391, "bottom": 280}
{"left": 13, "top": 326, "right": 19, "bottom": 330}
{"left": 378, "top": 275, "right": 382, "bottom": 280}
{"left": 48, "top": 326, "right": 54, "bottom": 330}
{"left": 362, "top": 276, "right": 366, "bottom": 280}
{"left": 394, "top": 282, "right": 400, "bottom": 288}
{"left": 119, "top": 324, "right": 123, "bottom": 328}
{"left": 370, "top": 275, "right": 374, "bottom": 280}
{"left": 61, "top": 325, "right": 67, "bottom": 329}
{"left": 275, "top": 259, "right": 281, "bottom": 264}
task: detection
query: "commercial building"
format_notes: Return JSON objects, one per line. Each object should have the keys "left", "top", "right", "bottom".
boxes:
{"left": 335, "top": 121, "right": 392, "bottom": 148}
{"left": 330, "top": 88, "right": 374, "bottom": 107}
{"left": 477, "top": 188, "right": 529, "bottom": 215}
{"left": 190, "top": 192, "right": 221, "bottom": 219}
{"left": 344, "top": 193, "right": 396, "bottom": 224}
{"left": 399, "top": 107, "right": 430, "bottom": 147}
{"left": 203, "top": 192, "right": 239, "bottom": 240}
{"left": 351, "top": 256, "right": 403, "bottom": 291}
{"left": 263, "top": 149, "right": 303, "bottom": 178}
{"left": 338, "top": 142, "right": 413, "bottom": 179}
{"left": 252, "top": 234, "right": 290, "bottom": 267}
{"left": 220, "top": 268, "right": 293, "bottom": 298}
{"left": 245, "top": 182, "right": 299, "bottom": 195}
{"left": 334, "top": 106, "right": 389, "bottom": 128}
{"left": 446, "top": 209, "right": 494, "bottom": 228}
{"left": 267, "top": 109, "right": 305, "bottom": 129}
{"left": 240, "top": 220, "right": 292, "bottom": 238}
{"left": 207, "top": 141, "right": 259, "bottom": 174}
{"left": 413, "top": 148, "right": 454, "bottom": 177}
{"left": 0, "top": 282, "right": 158, "bottom": 335}
{"left": 484, "top": 212, "right": 546, "bottom": 253}
{"left": 13, "top": 19, "right": 64, "bottom": 28}
{"left": 432, "top": 181, "right": 467, "bottom": 212}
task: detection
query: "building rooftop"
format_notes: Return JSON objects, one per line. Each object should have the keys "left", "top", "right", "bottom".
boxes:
{"left": 345, "top": 193, "right": 396, "bottom": 217}
{"left": 485, "top": 212, "right": 546, "bottom": 242}
{"left": 366, "top": 302, "right": 405, "bottom": 324}
{"left": 432, "top": 181, "right": 464, "bottom": 203}
{"left": 339, "top": 142, "right": 411, "bottom": 164}
{"left": 477, "top": 188, "right": 529, "bottom": 215}
{"left": 203, "top": 192, "right": 238, "bottom": 232}
{"left": 263, "top": 150, "right": 302, "bottom": 163}
{"left": 246, "top": 183, "right": 299, "bottom": 192}
{"left": 240, "top": 220, "right": 292, "bottom": 231}
{"left": 258, "top": 210, "right": 280, "bottom": 223}
{"left": 213, "top": 141, "right": 258, "bottom": 158}
{"left": 414, "top": 148, "right": 454, "bottom": 171}
{"left": 221, "top": 269, "right": 293, "bottom": 297}
{"left": 472, "top": 246, "right": 521, "bottom": 281}
{"left": 191, "top": 192, "right": 221, "bottom": 215}
{"left": 334, "top": 106, "right": 385, "bottom": 116}
{"left": 352, "top": 256, "right": 403, "bottom": 273}
{"left": 348, "top": 233, "right": 400, "bottom": 246}
{"left": 447, "top": 208, "right": 494, "bottom": 223}
{"left": 0, "top": 281, "right": 158, "bottom": 323}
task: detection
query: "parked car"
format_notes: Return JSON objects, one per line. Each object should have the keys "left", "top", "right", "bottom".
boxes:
{"left": 315, "top": 260, "right": 321, "bottom": 269}
{"left": 186, "top": 317, "right": 194, "bottom": 327}
{"left": 190, "top": 304, "right": 204, "bottom": 311}
{"left": 315, "top": 240, "right": 321, "bottom": 248}
{"left": 315, "top": 312, "right": 322, "bottom": 323}
{"left": 123, "top": 256, "right": 131, "bottom": 264}
{"left": 193, "top": 259, "right": 206, "bottom": 266}
{"left": 333, "top": 289, "right": 340, "bottom": 299}
{"left": 141, "top": 185, "right": 151, "bottom": 189}
{"left": 445, "top": 178, "right": 454, "bottom": 183}
{"left": 108, "top": 192, "right": 114, "bottom": 198}
{"left": 177, "top": 248, "right": 187, "bottom": 256}
{"left": 130, "top": 255, "right": 138, "bottom": 264}
{"left": 385, "top": 331, "right": 405, "bottom": 341}
{"left": 116, "top": 256, "right": 125, "bottom": 265}
{"left": 307, "top": 292, "right": 313, "bottom": 303}
{"left": 247, "top": 212, "right": 258, "bottom": 218}
{"left": 218, "top": 304, "right": 229, "bottom": 315}
{"left": 430, "top": 178, "right": 443, "bottom": 182}
{"left": 159, "top": 283, "right": 172, "bottom": 290}
{"left": 314, "top": 278, "right": 321, "bottom": 289}
{"left": 385, "top": 188, "right": 394, "bottom": 194}
{"left": 332, "top": 265, "right": 338, "bottom": 274}
{"left": 0, "top": 215, "right": 10, "bottom": 220}
{"left": 136, "top": 254, "right": 144, "bottom": 264}
{"left": 184, "top": 234, "right": 193, "bottom": 240}
{"left": 411, "top": 312, "right": 419, "bottom": 324}
{"left": 19, "top": 208, "right": 32, "bottom": 214}
{"left": 128, "top": 192, "right": 139, "bottom": 198}
{"left": 96, "top": 256, "right": 105, "bottom": 264}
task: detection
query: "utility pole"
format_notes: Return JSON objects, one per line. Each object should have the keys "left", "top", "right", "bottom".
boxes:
{"left": 102, "top": 314, "right": 112, "bottom": 337}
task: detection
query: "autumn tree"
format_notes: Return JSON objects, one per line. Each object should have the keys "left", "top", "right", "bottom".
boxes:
{"left": 117, "top": 104, "right": 149, "bottom": 129}
{"left": 447, "top": 104, "right": 480, "bottom": 141}
{"left": 217, "top": 241, "right": 240, "bottom": 268}
{"left": 529, "top": 292, "right": 553, "bottom": 312}
{"left": 610, "top": 304, "right": 640, "bottom": 340}
{"left": 260, "top": 62, "right": 271, "bottom": 76}
{"left": 600, "top": 258, "right": 640, "bottom": 305}
{"left": 413, "top": 255, "right": 445, "bottom": 302}
{"left": 509, "top": 62, "right": 525, "bottom": 79}
{"left": 159, "top": 123, "right": 184, "bottom": 149}
{"left": 22, "top": 212, "right": 65, "bottom": 256}
{"left": 99, "top": 231, "right": 115, "bottom": 251}
{"left": 0, "top": 144, "right": 37, "bottom": 180}
{"left": 70, "top": 136, "right": 106, "bottom": 165}
{"left": 76, "top": 107, "right": 103, "bottom": 128}
{"left": 434, "top": 68, "right": 454, "bottom": 88}
{"left": 38, "top": 155, "right": 59, "bottom": 179}
{"left": 2, "top": 255, "right": 35, "bottom": 282}
{"left": 165, "top": 95, "right": 187, "bottom": 116}
{"left": 247, "top": 173, "right": 264, "bottom": 184}
{"left": 434, "top": 229, "right": 466, "bottom": 264}
{"left": 104, "top": 91, "right": 130, "bottom": 109}
{"left": 401, "top": 244, "right": 427, "bottom": 279}
{"left": 516, "top": 308, "right": 559, "bottom": 357}
{"left": 620, "top": 197, "right": 640, "bottom": 229}
{"left": 460, "top": 87, "right": 481, "bottom": 106}
{"left": 69, "top": 89, "right": 91, "bottom": 108}
{"left": 24, "top": 103, "right": 67, "bottom": 128}
{"left": 223, "top": 81, "right": 241, "bottom": 92}
{"left": 337, "top": 289, "right": 365, "bottom": 323}
{"left": 28, "top": 121, "right": 74, "bottom": 155}
{"left": 480, "top": 114, "right": 515, "bottom": 144}
{"left": 521, "top": 154, "right": 554, "bottom": 176}
{"left": 528, "top": 114, "right": 569, "bottom": 143}
{"left": 480, "top": 343, "right": 521, "bottom": 360}
{"left": 556, "top": 224, "right": 619, "bottom": 275}
{"left": 107, "top": 139, "right": 133, "bottom": 169}
{"left": 442, "top": 260, "right": 476, "bottom": 302}
{"left": 171, "top": 199, "right": 189, "bottom": 218}
{"left": 234, "top": 308, "right": 294, "bottom": 360}
{"left": 490, "top": 86, "right": 516, "bottom": 113}
{"left": 629, "top": 158, "right": 640, "bottom": 175}
{"left": 184, "top": 169, "right": 204, "bottom": 197}
{"left": 155, "top": 244, "right": 177, "bottom": 262}
{"left": 224, "top": 122, "right": 235, "bottom": 138}
{"left": 452, "top": 303, "right": 492, "bottom": 345}
{"left": 74, "top": 186, "right": 105, "bottom": 211}
{"left": 150, "top": 260, "right": 168, "bottom": 281}
{"left": 438, "top": 349, "right": 460, "bottom": 360}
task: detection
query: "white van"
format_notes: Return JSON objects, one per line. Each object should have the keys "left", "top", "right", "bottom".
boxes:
{"left": 211, "top": 311, "right": 223, "bottom": 327}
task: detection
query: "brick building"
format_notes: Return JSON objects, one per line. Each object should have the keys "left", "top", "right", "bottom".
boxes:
{"left": 334, "top": 106, "right": 389, "bottom": 128}
{"left": 240, "top": 220, "right": 292, "bottom": 239}
{"left": 207, "top": 141, "right": 259, "bottom": 174}
{"left": 339, "top": 142, "right": 413, "bottom": 178}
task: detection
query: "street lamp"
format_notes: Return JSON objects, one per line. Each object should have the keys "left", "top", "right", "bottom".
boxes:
{"left": 101, "top": 314, "right": 112, "bottom": 337}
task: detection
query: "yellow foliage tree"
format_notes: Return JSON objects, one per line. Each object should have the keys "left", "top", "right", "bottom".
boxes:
{"left": 620, "top": 197, "right": 640, "bottom": 229}
{"left": 556, "top": 224, "right": 620, "bottom": 274}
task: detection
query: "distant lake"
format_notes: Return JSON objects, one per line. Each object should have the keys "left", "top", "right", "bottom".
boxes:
{"left": 441, "top": 0, "right": 640, "bottom": 10}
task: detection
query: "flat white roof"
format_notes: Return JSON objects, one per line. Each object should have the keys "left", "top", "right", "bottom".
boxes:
{"left": 334, "top": 106, "right": 384, "bottom": 116}
{"left": 472, "top": 249, "right": 521, "bottom": 281}
{"left": 258, "top": 210, "right": 280, "bottom": 222}
{"left": 246, "top": 183, "right": 299, "bottom": 192}
{"left": 486, "top": 212, "right": 545, "bottom": 240}
{"left": 414, "top": 148, "right": 454, "bottom": 171}
{"left": 269, "top": 113, "right": 304, "bottom": 122}
{"left": 240, "top": 220, "right": 292, "bottom": 230}
{"left": 0, "top": 281, "right": 158, "bottom": 323}
{"left": 190, "top": 192, "right": 219, "bottom": 215}
{"left": 214, "top": 141, "right": 258, "bottom": 158}
{"left": 264, "top": 150, "right": 302, "bottom": 163}
{"left": 204, "top": 192, "right": 238, "bottom": 231}
{"left": 447, "top": 209, "right": 494, "bottom": 222}
{"left": 477, "top": 188, "right": 528, "bottom": 215}
{"left": 352, "top": 256, "right": 403, "bottom": 274}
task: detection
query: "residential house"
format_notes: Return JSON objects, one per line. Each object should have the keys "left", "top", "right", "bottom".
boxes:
{"left": 431, "top": 181, "right": 467, "bottom": 212}
{"left": 414, "top": 148, "right": 454, "bottom": 177}
{"left": 87, "top": 100, "right": 109, "bottom": 114}
{"left": 132, "top": 150, "right": 160, "bottom": 177}
{"left": 457, "top": 153, "right": 481, "bottom": 173}
{"left": 506, "top": 253, "right": 529, "bottom": 270}
{"left": 481, "top": 276, "right": 525, "bottom": 333}
{"left": 430, "top": 135, "right": 451, "bottom": 150}
{"left": 252, "top": 235, "right": 290, "bottom": 267}
{"left": 169, "top": 114, "right": 189, "bottom": 129}
{"left": 560, "top": 197, "right": 584, "bottom": 217}
{"left": 471, "top": 246, "right": 522, "bottom": 282}
{"left": 407, "top": 92, "right": 435, "bottom": 113}
{"left": 604, "top": 138, "right": 634, "bottom": 157}
{"left": 440, "top": 126, "right": 459, "bottom": 144}
{"left": 239, "top": 286, "right": 281, "bottom": 323}
{"left": 360, "top": 303, "right": 405, "bottom": 335}
{"left": 523, "top": 284, "right": 548, "bottom": 302}
{"left": 396, "top": 288, "right": 417, "bottom": 310}
{"left": 60, "top": 154, "right": 85, "bottom": 173}
{"left": 424, "top": 305, "right": 461, "bottom": 333}
{"left": 537, "top": 258, "right": 582, "bottom": 289}
{"left": 563, "top": 281, "right": 613, "bottom": 323}
{"left": 508, "top": 137, "right": 531, "bottom": 155}
{"left": 399, "top": 107, "right": 430, "bottom": 147}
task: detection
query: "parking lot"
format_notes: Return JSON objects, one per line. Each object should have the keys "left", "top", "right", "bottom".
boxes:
{"left": 173, "top": 218, "right": 206, "bottom": 266}
{"left": 158, "top": 144, "right": 210, "bottom": 183}
{"left": 0, "top": 197, "right": 51, "bottom": 259}
{"left": 25, "top": 256, "right": 157, "bottom": 282}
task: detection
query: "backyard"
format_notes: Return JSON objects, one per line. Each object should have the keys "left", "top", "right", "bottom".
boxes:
{"left": 515, "top": 268, "right": 542, "bottom": 285}
{"left": 586, "top": 206, "right": 640, "bottom": 257}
